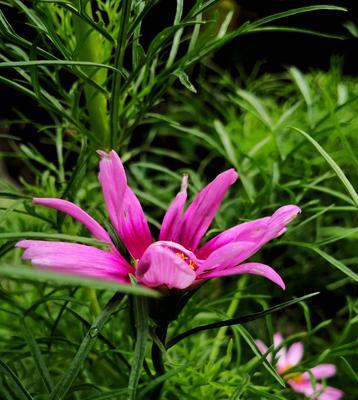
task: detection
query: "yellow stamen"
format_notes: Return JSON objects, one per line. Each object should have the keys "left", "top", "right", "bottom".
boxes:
{"left": 188, "top": 260, "right": 196, "bottom": 270}
{"left": 176, "top": 252, "right": 197, "bottom": 271}
{"left": 176, "top": 252, "right": 186, "bottom": 260}
{"left": 282, "top": 364, "right": 303, "bottom": 383}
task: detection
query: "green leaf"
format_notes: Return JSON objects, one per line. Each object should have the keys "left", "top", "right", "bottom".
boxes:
{"left": 0, "top": 360, "right": 33, "bottom": 400}
{"left": 0, "top": 232, "right": 108, "bottom": 247}
{"left": 250, "top": 5, "right": 346, "bottom": 28}
{"left": 249, "top": 26, "right": 345, "bottom": 40}
{"left": 166, "top": 0, "right": 184, "bottom": 68}
{"left": 128, "top": 296, "right": 149, "bottom": 400}
{"left": 236, "top": 89, "right": 273, "bottom": 129}
{"left": 0, "top": 60, "right": 123, "bottom": 73}
{"left": 340, "top": 356, "right": 358, "bottom": 382}
{"left": 166, "top": 292, "right": 319, "bottom": 348}
{"left": 281, "top": 241, "right": 358, "bottom": 282}
{"left": 39, "top": 0, "right": 115, "bottom": 44}
{"left": 293, "top": 127, "right": 358, "bottom": 207}
{"left": 49, "top": 292, "right": 125, "bottom": 400}
{"left": 237, "top": 325, "right": 285, "bottom": 387}
{"left": 60, "top": 138, "right": 89, "bottom": 201}
{"left": 137, "top": 365, "right": 188, "bottom": 399}
{"left": 0, "top": 265, "right": 160, "bottom": 297}
{"left": 289, "top": 67, "right": 312, "bottom": 107}
{"left": 214, "top": 119, "right": 255, "bottom": 202}
{"left": 21, "top": 318, "right": 54, "bottom": 393}
{"left": 173, "top": 70, "right": 197, "bottom": 93}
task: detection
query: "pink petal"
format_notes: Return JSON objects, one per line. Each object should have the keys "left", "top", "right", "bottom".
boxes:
{"left": 286, "top": 342, "right": 304, "bottom": 366}
{"left": 301, "top": 364, "right": 337, "bottom": 381}
{"left": 199, "top": 262, "right": 285, "bottom": 289}
{"left": 197, "top": 217, "right": 270, "bottom": 259}
{"left": 316, "top": 386, "right": 344, "bottom": 400}
{"left": 288, "top": 380, "right": 314, "bottom": 395}
{"left": 255, "top": 339, "right": 273, "bottom": 362}
{"left": 196, "top": 241, "right": 261, "bottom": 273}
{"left": 266, "top": 205, "right": 301, "bottom": 240}
{"left": 273, "top": 333, "right": 287, "bottom": 371}
{"left": 98, "top": 150, "right": 127, "bottom": 233}
{"left": 177, "top": 169, "right": 238, "bottom": 251}
{"left": 289, "top": 382, "right": 343, "bottom": 400}
{"left": 136, "top": 244, "right": 196, "bottom": 289}
{"left": 312, "top": 364, "right": 337, "bottom": 380}
{"left": 273, "top": 332, "right": 284, "bottom": 348}
{"left": 255, "top": 339, "right": 268, "bottom": 354}
{"left": 16, "top": 240, "right": 132, "bottom": 282}
{"left": 33, "top": 198, "right": 113, "bottom": 244}
{"left": 197, "top": 205, "right": 300, "bottom": 259}
{"left": 117, "top": 187, "right": 152, "bottom": 259}
{"left": 159, "top": 175, "right": 188, "bottom": 242}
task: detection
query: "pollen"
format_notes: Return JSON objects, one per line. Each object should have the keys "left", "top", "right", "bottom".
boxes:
{"left": 282, "top": 364, "right": 303, "bottom": 383}
{"left": 188, "top": 260, "right": 196, "bottom": 270}
{"left": 176, "top": 252, "right": 197, "bottom": 271}
{"left": 176, "top": 252, "right": 186, "bottom": 260}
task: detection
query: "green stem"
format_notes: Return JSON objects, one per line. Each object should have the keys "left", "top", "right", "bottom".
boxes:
{"left": 109, "top": 0, "right": 132, "bottom": 148}
{"left": 128, "top": 296, "right": 149, "bottom": 400}
{"left": 50, "top": 292, "right": 124, "bottom": 400}
{"left": 73, "top": 1, "right": 109, "bottom": 145}
{"left": 209, "top": 276, "right": 247, "bottom": 363}
{"left": 149, "top": 323, "right": 168, "bottom": 400}
{"left": 85, "top": 287, "right": 101, "bottom": 316}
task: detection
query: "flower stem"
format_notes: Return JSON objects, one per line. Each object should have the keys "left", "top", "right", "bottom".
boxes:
{"left": 128, "top": 296, "right": 149, "bottom": 400}
{"left": 73, "top": 2, "right": 109, "bottom": 145}
{"left": 85, "top": 287, "right": 101, "bottom": 316}
{"left": 110, "top": 0, "right": 132, "bottom": 147}
{"left": 150, "top": 323, "right": 168, "bottom": 399}
{"left": 49, "top": 292, "right": 124, "bottom": 400}
{"left": 208, "top": 276, "right": 248, "bottom": 363}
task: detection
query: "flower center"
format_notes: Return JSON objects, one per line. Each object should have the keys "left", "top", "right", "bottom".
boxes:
{"left": 176, "top": 252, "right": 197, "bottom": 271}
{"left": 281, "top": 364, "right": 303, "bottom": 383}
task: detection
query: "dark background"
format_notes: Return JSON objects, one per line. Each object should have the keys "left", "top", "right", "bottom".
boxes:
{"left": 0, "top": 0, "right": 356, "bottom": 136}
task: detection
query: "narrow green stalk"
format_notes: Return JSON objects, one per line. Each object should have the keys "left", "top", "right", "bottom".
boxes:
{"left": 110, "top": 0, "right": 132, "bottom": 147}
{"left": 128, "top": 296, "right": 149, "bottom": 400}
{"left": 150, "top": 323, "right": 168, "bottom": 400}
{"left": 166, "top": 0, "right": 184, "bottom": 68}
{"left": 73, "top": 2, "right": 109, "bottom": 145}
{"left": 85, "top": 287, "right": 101, "bottom": 316}
{"left": 49, "top": 292, "right": 124, "bottom": 400}
{"left": 209, "top": 276, "right": 247, "bottom": 363}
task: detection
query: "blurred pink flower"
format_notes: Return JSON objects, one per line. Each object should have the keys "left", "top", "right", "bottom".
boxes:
{"left": 256, "top": 333, "right": 343, "bottom": 399}
{"left": 17, "top": 150, "right": 300, "bottom": 290}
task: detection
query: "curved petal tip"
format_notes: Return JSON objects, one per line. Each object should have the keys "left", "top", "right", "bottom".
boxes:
{"left": 226, "top": 168, "right": 239, "bottom": 183}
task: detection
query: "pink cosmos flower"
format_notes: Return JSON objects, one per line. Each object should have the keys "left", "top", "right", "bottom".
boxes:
{"left": 16, "top": 150, "right": 301, "bottom": 291}
{"left": 255, "top": 333, "right": 343, "bottom": 399}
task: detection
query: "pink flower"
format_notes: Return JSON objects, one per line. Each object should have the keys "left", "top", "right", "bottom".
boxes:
{"left": 16, "top": 150, "right": 301, "bottom": 291}
{"left": 256, "top": 333, "right": 343, "bottom": 399}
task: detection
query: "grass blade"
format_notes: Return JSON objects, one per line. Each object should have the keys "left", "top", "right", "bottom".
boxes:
{"left": 289, "top": 67, "right": 312, "bottom": 107}
{"left": 166, "top": 292, "right": 319, "bottom": 348}
{"left": 281, "top": 241, "right": 358, "bottom": 282}
{"left": 0, "top": 360, "right": 33, "bottom": 400}
{"left": 0, "top": 265, "right": 160, "bottom": 297}
{"left": 237, "top": 325, "right": 285, "bottom": 387}
{"left": 0, "top": 232, "right": 108, "bottom": 246}
{"left": 293, "top": 127, "right": 358, "bottom": 207}
{"left": 21, "top": 318, "right": 54, "bottom": 393}
{"left": 128, "top": 296, "right": 149, "bottom": 400}
{"left": 250, "top": 5, "right": 346, "bottom": 28}
{"left": 49, "top": 292, "right": 124, "bottom": 400}
{"left": 0, "top": 60, "right": 122, "bottom": 72}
